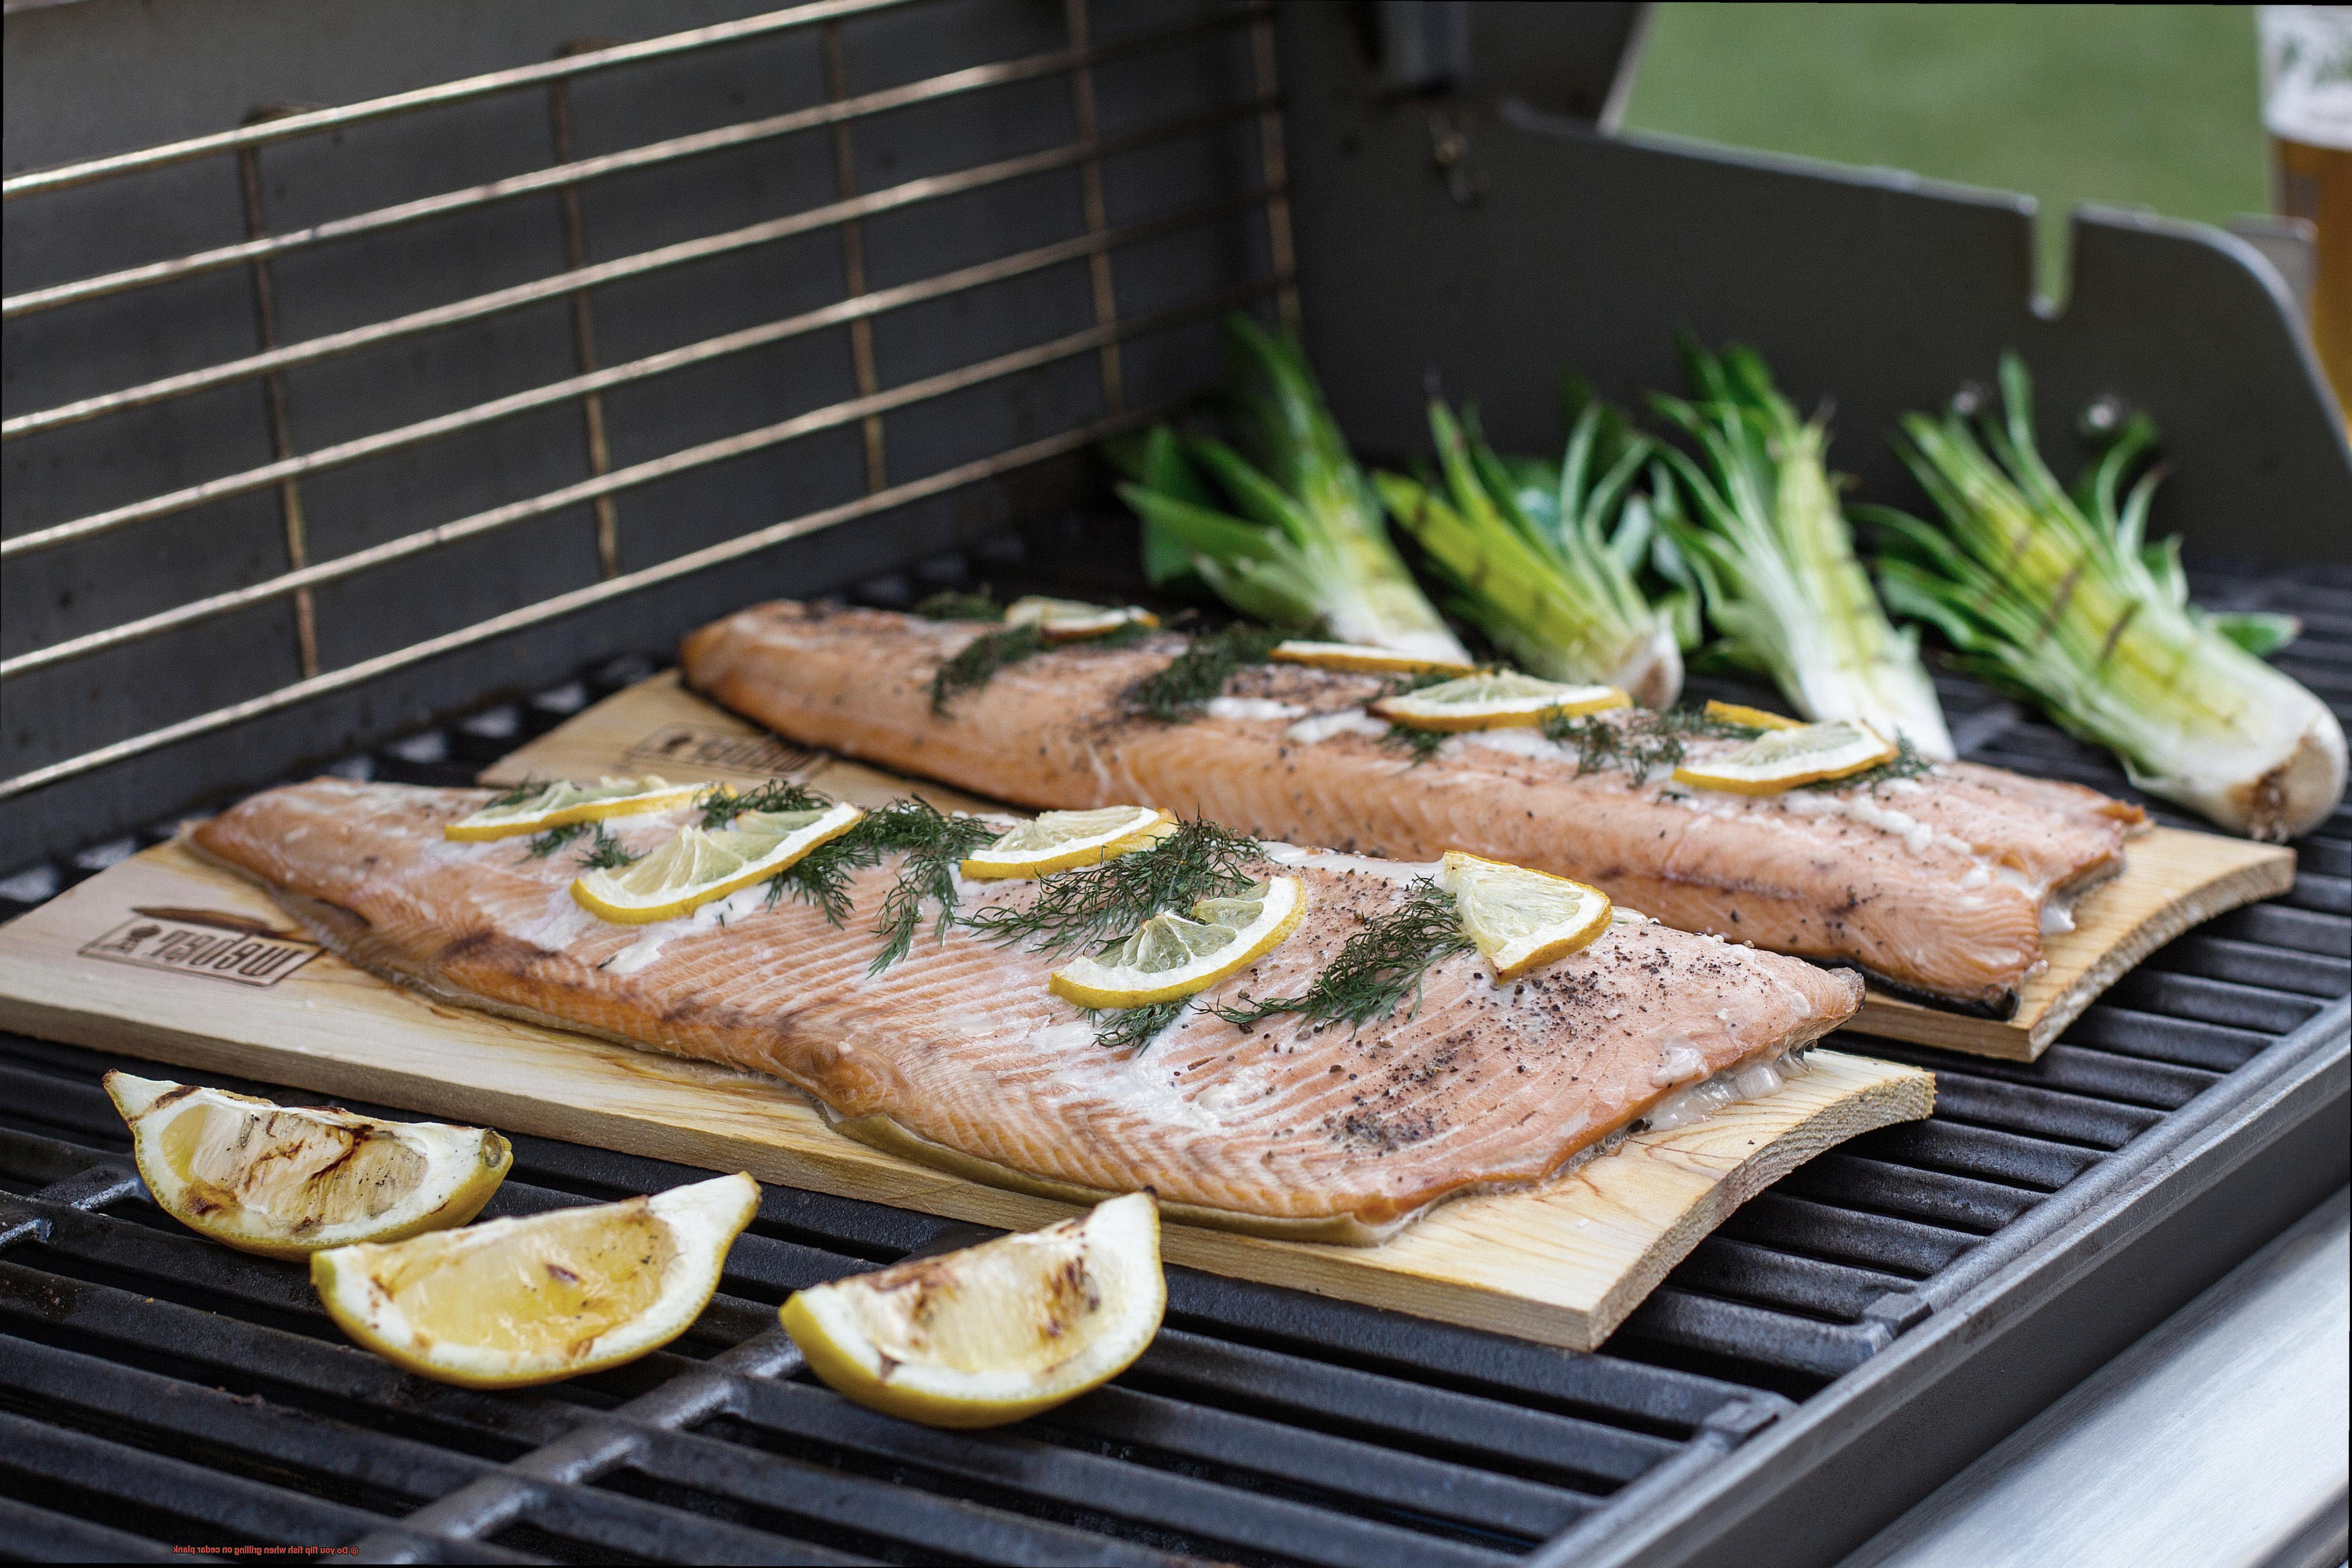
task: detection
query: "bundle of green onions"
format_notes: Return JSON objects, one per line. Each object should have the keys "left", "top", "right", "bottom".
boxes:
{"left": 1111, "top": 316, "right": 1470, "bottom": 666}
{"left": 1373, "top": 398, "right": 1684, "bottom": 706}
{"left": 1650, "top": 342, "right": 1955, "bottom": 758}
{"left": 1867, "top": 356, "right": 2345, "bottom": 841}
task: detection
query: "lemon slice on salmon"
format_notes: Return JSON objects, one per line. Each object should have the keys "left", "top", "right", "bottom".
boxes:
{"left": 1371, "top": 671, "right": 1631, "bottom": 732}
{"left": 781, "top": 1192, "right": 1164, "bottom": 1429}
{"left": 1004, "top": 595, "right": 1160, "bottom": 642}
{"left": 1049, "top": 876, "right": 1306, "bottom": 1009}
{"left": 104, "top": 1072, "right": 511, "bottom": 1260}
{"left": 572, "top": 801, "right": 863, "bottom": 923}
{"left": 1269, "top": 640, "right": 1476, "bottom": 676}
{"left": 960, "top": 806, "right": 1176, "bottom": 881}
{"left": 1702, "top": 700, "right": 1803, "bottom": 731}
{"left": 445, "top": 776, "right": 701, "bottom": 841}
{"left": 312, "top": 1172, "right": 756, "bottom": 1388}
{"left": 1439, "top": 852, "right": 1613, "bottom": 981}
{"left": 1672, "top": 719, "right": 1898, "bottom": 795}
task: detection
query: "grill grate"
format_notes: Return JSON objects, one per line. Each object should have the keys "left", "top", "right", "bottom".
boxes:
{"left": 0, "top": 553, "right": 2343, "bottom": 1562}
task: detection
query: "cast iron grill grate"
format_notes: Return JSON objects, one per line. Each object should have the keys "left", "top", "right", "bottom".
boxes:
{"left": 1, "top": 559, "right": 2344, "bottom": 1563}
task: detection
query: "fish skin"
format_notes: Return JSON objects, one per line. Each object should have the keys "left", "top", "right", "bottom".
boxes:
{"left": 191, "top": 779, "right": 1862, "bottom": 1236}
{"left": 681, "top": 602, "right": 2145, "bottom": 1012}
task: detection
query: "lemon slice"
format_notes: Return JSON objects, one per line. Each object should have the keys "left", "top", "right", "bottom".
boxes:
{"left": 573, "top": 801, "right": 863, "bottom": 923}
{"left": 1439, "top": 852, "right": 1613, "bottom": 981}
{"left": 445, "top": 776, "right": 701, "bottom": 842}
{"left": 103, "top": 1072, "right": 510, "bottom": 1260}
{"left": 1671, "top": 719, "right": 1898, "bottom": 795}
{"left": 1703, "top": 700, "right": 1803, "bottom": 731}
{"left": 960, "top": 806, "right": 1176, "bottom": 881}
{"left": 1003, "top": 595, "right": 1160, "bottom": 643}
{"left": 1269, "top": 640, "right": 1477, "bottom": 676}
{"left": 312, "top": 1171, "right": 756, "bottom": 1389}
{"left": 1370, "top": 671, "right": 1631, "bottom": 732}
{"left": 1049, "top": 876, "right": 1306, "bottom": 1009}
{"left": 781, "top": 1191, "right": 1163, "bottom": 1428}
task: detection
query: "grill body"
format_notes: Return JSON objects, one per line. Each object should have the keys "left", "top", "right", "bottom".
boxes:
{"left": 2, "top": 4, "right": 2348, "bottom": 1564}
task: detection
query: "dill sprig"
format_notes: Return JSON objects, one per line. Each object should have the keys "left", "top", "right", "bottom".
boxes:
{"left": 751, "top": 796, "right": 997, "bottom": 969}
{"left": 1806, "top": 732, "right": 1937, "bottom": 792}
{"left": 1088, "top": 999, "right": 1188, "bottom": 1053}
{"left": 482, "top": 777, "right": 545, "bottom": 811}
{"left": 1380, "top": 723, "right": 1450, "bottom": 764}
{"left": 1124, "top": 623, "right": 1290, "bottom": 722}
{"left": 701, "top": 777, "right": 828, "bottom": 829}
{"left": 913, "top": 588, "right": 1002, "bottom": 622}
{"left": 521, "top": 821, "right": 590, "bottom": 859}
{"left": 965, "top": 819, "right": 1259, "bottom": 956}
{"left": 930, "top": 623, "right": 1048, "bottom": 714}
{"left": 1541, "top": 704, "right": 1763, "bottom": 777}
{"left": 1215, "top": 879, "right": 1472, "bottom": 1031}
{"left": 573, "top": 823, "right": 641, "bottom": 872}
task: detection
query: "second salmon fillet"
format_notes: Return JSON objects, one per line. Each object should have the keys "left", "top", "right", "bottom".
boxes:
{"left": 683, "top": 602, "right": 2146, "bottom": 1014}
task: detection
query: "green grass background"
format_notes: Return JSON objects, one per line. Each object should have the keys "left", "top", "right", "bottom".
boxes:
{"left": 1620, "top": 4, "right": 2270, "bottom": 301}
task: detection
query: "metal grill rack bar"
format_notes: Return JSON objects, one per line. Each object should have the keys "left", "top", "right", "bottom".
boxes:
{"left": 2, "top": 0, "right": 1294, "bottom": 814}
{"left": 1, "top": 548, "right": 2344, "bottom": 1564}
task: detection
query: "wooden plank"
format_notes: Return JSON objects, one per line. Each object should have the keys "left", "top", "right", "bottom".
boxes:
{"left": 1853, "top": 826, "right": 2297, "bottom": 1059}
{"left": 488, "top": 672, "right": 2298, "bottom": 1062}
{"left": 0, "top": 842, "right": 1931, "bottom": 1352}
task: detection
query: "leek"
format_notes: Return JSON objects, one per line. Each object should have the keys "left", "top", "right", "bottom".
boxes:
{"left": 1867, "top": 355, "right": 2346, "bottom": 841}
{"left": 1649, "top": 341, "right": 1955, "bottom": 758}
{"left": 1112, "top": 317, "right": 1470, "bottom": 665}
{"left": 1374, "top": 399, "right": 1684, "bottom": 706}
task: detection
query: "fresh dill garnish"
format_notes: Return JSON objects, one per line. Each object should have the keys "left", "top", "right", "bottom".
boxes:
{"left": 701, "top": 777, "right": 828, "bottom": 829}
{"left": 573, "top": 823, "right": 641, "bottom": 872}
{"left": 1088, "top": 999, "right": 1188, "bottom": 1052}
{"left": 913, "top": 589, "right": 1002, "bottom": 622}
{"left": 930, "top": 623, "right": 1048, "bottom": 714}
{"left": 1215, "top": 879, "right": 1472, "bottom": 1031}
{"left": 1805, "top": 732, "right": 1937, "bottom": 792}
{"left": 521, "top": 821, "right": 590, "bottom": 859}
{"left": 1124, "top": 623, "right": 1290, "bottom": 722}
{"left": 1540, "top": 704, "right": 1762, "bottom": 777}
{"left": 750, "top": 797, "right": 996, "bottom": 968}
{"left": 482, "top": 777, "right": 545, "bottom": 811}
{"left": 1381, "top": 722, "right": 1450, "bottom": 764}
{"left": 964, "top": 819, "right": 1259, "bottom": 956}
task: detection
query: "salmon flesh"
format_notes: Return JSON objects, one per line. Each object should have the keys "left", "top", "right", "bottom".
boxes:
{"left": 683, "top": 603, "right": 2147, "bottom": 1015}
{"left": 191, "top": 779, "right": 1864, "bottom": 1242}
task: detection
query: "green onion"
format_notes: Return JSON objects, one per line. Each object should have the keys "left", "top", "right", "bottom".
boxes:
{"left": 1375, "top": 397, "right": 1683, "bottom": 706}
{"left": 1649, "top": 340, "right": 1954, "bottom": 758}
{"left": 1112, "top": 315, "right": 1469, "bottom": 665}
{"left": 1866, "top": 354, "right": 2346, "bottom": 841}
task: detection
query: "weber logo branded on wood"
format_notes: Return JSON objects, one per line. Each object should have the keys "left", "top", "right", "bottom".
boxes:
{"left": 79, "top": 908, "right": 317, "bottom": 988}
{"left": 624, "top": 725, "right": 813, "bottom": 779}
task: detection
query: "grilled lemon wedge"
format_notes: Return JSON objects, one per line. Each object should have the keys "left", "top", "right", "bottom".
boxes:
{"left": 1371, "top": 671, "right": 1630, "bottom": 732}
{"left": 781, "top": 1192, "right": 1163, "bottom": 1428}
{"left": 960, "top": 806, "right": 1175, "bottom": 881}
{"left": 1003, "top": 595, "right": 1159, "bottom": 642}
{"left": 312, "top": 1172, "right": 757, "bottom": 1388}
{"left": 1672, "top": 719, "right": 1897, "bottom": 795}
{"left": 444, "top": 776, "right": 701, "bottom": 841}
{"left": 104, "top": 1073, "right": 510, "bottom": 1260}
{"left": 1269, "top": 640, "right": 1476, "bottom": 676}
{"left": 573, "top": 801, "right": 863, "bottom": 923}
{"left": 1049, "top": 876, "right": 1306, "bottom": 1009}
{"left": 1440, "top": 853, "right": 1613, "bottom": 981}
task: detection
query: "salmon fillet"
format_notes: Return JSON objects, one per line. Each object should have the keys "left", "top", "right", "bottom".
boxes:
{"left": 682, "top": 602, "right": 2146, "bottom": 1014}
{"left": 191, "top": 779, "right": 1864, "bottom": 1242}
